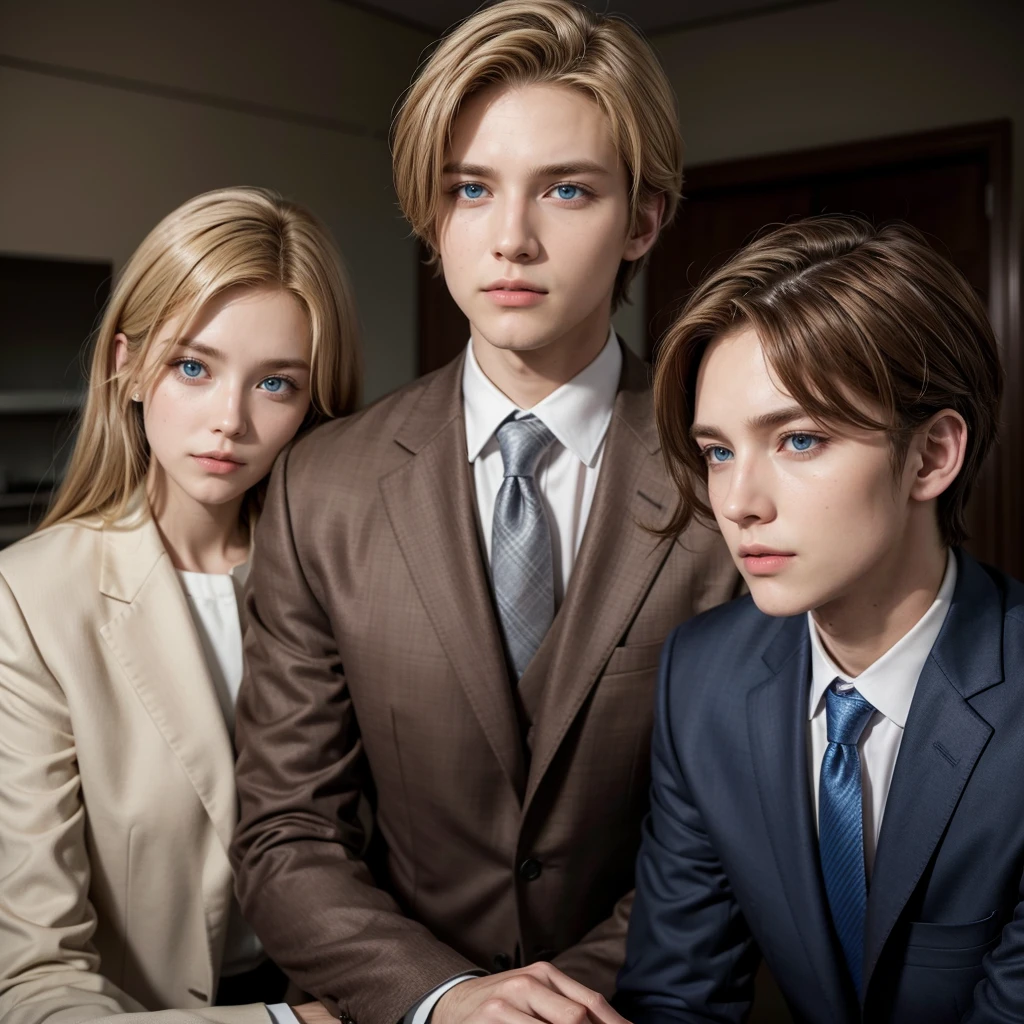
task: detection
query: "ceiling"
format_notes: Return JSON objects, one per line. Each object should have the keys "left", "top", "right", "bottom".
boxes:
{"left": 340, "top": 0, "right": 825, "bottom": 36}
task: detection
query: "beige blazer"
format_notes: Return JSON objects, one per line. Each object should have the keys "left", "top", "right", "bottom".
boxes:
{"left": 0, "top": 512, "right": 269, "bottom": 1024}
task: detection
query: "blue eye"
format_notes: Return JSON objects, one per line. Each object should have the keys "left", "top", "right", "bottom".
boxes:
{"left": 786, "top": 434, "right": 818, "bottom": 452}
{"left": 180, "top": 359, "right": 204, "bottom": 378}
{"left": 555, "top": 184, "right": 582, "bottom": 200}
{"left": 707, "top": 446, "right": 733, "bottom": 463}
{"left": 458, "top": 183, "right": 485, "bottom": 200}
{"left": 259, "top": 376, "right": 289, "bottom": 394}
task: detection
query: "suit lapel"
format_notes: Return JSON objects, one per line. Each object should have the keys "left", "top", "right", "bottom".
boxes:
{"left": 521, "top": 349, "right": 677, "bottom": 811}
{"left": 379, "top": 356, "right": 526, "bottom": 798}
{"left": 98, "top": 513, "right": 237, "bottom": 854}
{"left": 748, "top": 618, "right": 855, "bottom": 1018}
{"left": 863, "top": 551, "right": 1001, "bottom": 992}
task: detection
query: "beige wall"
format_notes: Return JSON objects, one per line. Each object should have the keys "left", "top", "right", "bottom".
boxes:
{"left": 0, "top": 0, "right": 432, "bottom": 401}
{"left": 1, "top": 0, "right": 1019, "bottom": 394}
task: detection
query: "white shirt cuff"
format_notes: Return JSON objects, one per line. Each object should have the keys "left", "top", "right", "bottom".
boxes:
{"left": 267, "top": 1003, "right": 301, "bottom": 1024}
{"left": 410, "top": 974, "right": 479, "bottom": 1024}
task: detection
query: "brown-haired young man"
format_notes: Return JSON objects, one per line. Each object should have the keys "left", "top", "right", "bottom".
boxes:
{"left": 616, "top": 216, "right": 1023, "bottom": 1023}
{"left": 230, "top": 4, "right": 735, "bottom": 1024}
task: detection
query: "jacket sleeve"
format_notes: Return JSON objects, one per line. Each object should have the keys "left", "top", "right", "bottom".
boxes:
{"left": 230, "top": 447, "right": 475, "bottom": 1024}
{"left": 613, "top": 628, "right": 760, "bottom": 1024}
{"left": 548, "top": 890, "right": 633, "bottom": 999}
{"left": 0, "top": 573, "right": 269, "bottom": 1024}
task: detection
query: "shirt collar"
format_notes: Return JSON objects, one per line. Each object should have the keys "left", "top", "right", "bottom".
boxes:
{"left": 461, "top": 327, "right": 622, "bottom": 466}
{"left": 807, "top": 548, "right": 958, "bottom": 727}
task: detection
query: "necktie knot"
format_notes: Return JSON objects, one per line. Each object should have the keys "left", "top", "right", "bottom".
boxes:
{"left": 497, "top": 414, "right": 555, "bottom": 479}
{"left": 825, "top": 683, "right": 875, "bottom": 746}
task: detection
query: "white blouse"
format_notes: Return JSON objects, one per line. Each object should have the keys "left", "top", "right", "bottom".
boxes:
{"left": 177, "top": 563, "right": 267, "bottom": 980}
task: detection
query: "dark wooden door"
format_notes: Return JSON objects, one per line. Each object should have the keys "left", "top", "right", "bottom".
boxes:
{"left": 418, "top": 242, "right": 470, "bottom": 375}
{"left": 646, "top": 121, "right": 1016, "bottom": 576}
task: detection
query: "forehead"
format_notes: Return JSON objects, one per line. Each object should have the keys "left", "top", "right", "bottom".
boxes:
{"left": 695, "top": 326, "right": 791, "bottom": 415}
{"left": 152, "top": 285, "right": 310, "bottom": 359}
{"left": 447, "top": 81, "right": 618, "bottom": 167}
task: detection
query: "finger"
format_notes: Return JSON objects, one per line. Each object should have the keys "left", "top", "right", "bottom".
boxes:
{"left": 525, "top": 965, "right": 629, "bottom": 1024}
{"left": 472, "top": 998, "right": 556, "bottom": 1024}
{"left": 501, "top": 975, "right": 591, "bottom": 1024}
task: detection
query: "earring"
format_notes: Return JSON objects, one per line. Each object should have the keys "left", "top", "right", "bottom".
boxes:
{"left": 131, "top": 391, "right": 141, "bottom": 402}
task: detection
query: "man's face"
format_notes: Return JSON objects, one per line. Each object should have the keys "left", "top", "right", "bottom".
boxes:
{"left": 692, "top": 326, "right": 920, "bottom": 618}
{"left": 437, "top": 81, "right": 653, "bottom": 355}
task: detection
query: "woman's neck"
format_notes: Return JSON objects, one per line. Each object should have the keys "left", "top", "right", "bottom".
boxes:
{"left": 811, "top": 523, "right": 949, "bottom": 677}
{"left": 145, "top": 466, "right": 248, "bottom": 574}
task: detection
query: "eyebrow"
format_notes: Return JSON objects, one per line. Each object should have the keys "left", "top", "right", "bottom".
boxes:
{"left": 178, "top": 339, "right": 310, "bottom": 373}
{"left": 442, "top": 160, "right": 612, "bottom": 178}
{"left": 690, "top": 404, "right": 809, "bottom": 441}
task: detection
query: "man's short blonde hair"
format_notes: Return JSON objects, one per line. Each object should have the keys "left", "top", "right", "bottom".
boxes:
{"left": 391, "top": 0, "right": 682, "bottom": 307}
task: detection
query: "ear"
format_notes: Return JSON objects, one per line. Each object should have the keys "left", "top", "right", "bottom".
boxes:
{"left": 622, "top": 192, "right": 666, "bottom": 262}
{"left": 113, "top": 332, "right": 130, "bottom": 374}
{"left": 908, "top": 409, "right": 968, "bottom": 504}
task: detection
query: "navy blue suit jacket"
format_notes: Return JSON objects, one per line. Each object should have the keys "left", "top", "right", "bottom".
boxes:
{"left": 616, "top": 550, "right": 1024, "bottom": 1023}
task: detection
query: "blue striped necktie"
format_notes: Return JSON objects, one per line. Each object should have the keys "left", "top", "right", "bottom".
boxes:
{"left": 819, "top": 682, "right": 876, "bottom": 994}
{"left": 491, "top": 414, "right": 556, "bottom": 678}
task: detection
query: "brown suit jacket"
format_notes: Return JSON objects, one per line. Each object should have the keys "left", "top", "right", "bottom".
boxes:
{"left": 230, "top": 345, "right": 738, "bottom": 1024}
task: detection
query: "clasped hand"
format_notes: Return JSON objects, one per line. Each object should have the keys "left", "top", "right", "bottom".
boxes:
{"left": 434, "top": 962, "right": 630, "bottom": 1024}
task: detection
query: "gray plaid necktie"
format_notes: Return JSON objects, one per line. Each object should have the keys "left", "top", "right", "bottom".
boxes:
{"left": 492, "top": 414, "right": 556, "bottom": 678}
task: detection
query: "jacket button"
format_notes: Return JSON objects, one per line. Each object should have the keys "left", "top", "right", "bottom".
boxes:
{"left": 518, "top": 858, "right": 542, "bottom": 881}
{"left": 492, "top": 952, "right": 512, "bottom": 971}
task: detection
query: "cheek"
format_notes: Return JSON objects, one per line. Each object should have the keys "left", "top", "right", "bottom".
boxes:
{"left": 141, "top": 382, "right": 196, "bottom": 453}
{"left": 796, "top": 458, "right": 902, "bottom": 543}
{"left": 438, "top": 215, "right": 482, "bottom": 282}
{"left": 554, "top": 210, "right": 627, "bottom": 273}
{"left": 251, "top": 399, "right": 310, "bottom": 454}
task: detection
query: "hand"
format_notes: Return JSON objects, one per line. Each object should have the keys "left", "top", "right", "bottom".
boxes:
{"left": 433, "top": 962, "right": 629, "bottom": 1024}
{"left": 291, "top": 1001, "right": 337, "bottom": 1024}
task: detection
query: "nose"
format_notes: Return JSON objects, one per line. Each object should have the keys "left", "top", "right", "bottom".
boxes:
{"left": 718, "top": 455, "right": 776, "bottom": 529}
{"left": 492, "top": 193, "right": 539, "bottom": 264}
{"left": 212, "top": 381, "right": 248, "bottom": 439}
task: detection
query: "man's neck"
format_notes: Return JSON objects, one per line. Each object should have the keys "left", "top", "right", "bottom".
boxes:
{"left": 812, "top": 529, "right": 950, "bottom": 677}
{"left": 471, "top": 312, "right": 611, "bottom": 410}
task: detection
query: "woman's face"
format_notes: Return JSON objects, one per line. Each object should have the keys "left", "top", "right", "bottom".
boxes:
{"left": 127, "top": 284, "right": 312, "bottom": 511}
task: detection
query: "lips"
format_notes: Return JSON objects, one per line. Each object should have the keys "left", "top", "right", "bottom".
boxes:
{"left": 483, "top": 278, "right": 547, "bottom": 293}
{"left": 191, "top": 451, "right": 246, "bottom": 475}
{"left": 193, "top": 451, "right": 243, "bottom": 464}
{"left": 739, "top": 546, "right": 793, "bottom": 558}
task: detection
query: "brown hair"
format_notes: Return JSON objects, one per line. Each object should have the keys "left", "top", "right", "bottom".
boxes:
{"left": 42, "top": 186, "right": 362, "bottom": 532}
{"left": 391, "top": 0, "right": 682, "bottom": 307}
{"left": 655, "top": 215, "right": 1003, "bottom": 546}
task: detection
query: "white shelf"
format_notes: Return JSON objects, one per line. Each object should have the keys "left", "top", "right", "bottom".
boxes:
{"left": 0, "top": 390, "right": 84, "bottom": 413}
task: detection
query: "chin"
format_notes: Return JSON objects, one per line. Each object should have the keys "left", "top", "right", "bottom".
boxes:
{"left": 181, "top": 477, "right": 253, "bottom": 507}
{"left": 745, "top": 576, "right": 818, "bottom": 619}
{"left": 472, "top": 314, "right": 562, "bottom": 352}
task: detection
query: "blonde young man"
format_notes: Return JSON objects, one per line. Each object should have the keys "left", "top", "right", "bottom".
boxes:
{"left": 231, "top": 4, "right": 736, "bottom": 1024}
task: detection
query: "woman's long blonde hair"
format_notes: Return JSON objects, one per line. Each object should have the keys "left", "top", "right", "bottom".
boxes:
{"left": 41, "top": 186, "right": 362, "bottom": 531}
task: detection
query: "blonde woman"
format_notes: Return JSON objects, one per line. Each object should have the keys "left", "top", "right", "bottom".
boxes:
{"left": 0, "top": 187, "right": 360, "bottom": 1024}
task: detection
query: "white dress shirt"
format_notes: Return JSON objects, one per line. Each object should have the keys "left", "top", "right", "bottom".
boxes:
{"left": 407, "top": 329, "right": 623, "bottom": 1024}
{"left": 807, "top": 549, "right": 957, "bottom": 877}
{"left": 463, "top": 327, "right": 621, "bottom": 603}
{"left": 178, "top": 563, "right": 297, "bottom": 1024}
